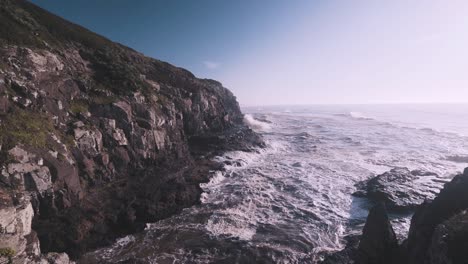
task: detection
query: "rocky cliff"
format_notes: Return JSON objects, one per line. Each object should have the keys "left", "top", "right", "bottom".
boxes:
{"left": 0, "top": 0, "right": 263, "bottom": 262}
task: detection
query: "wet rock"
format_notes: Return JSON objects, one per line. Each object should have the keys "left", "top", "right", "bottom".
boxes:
{"left": 356, "top": 203, "right": 398, "bottom": 264}
{"left": 354, "top": 168, "right": 444, "bottom": 211}
{"left": 319, "top": 235, "right": 360, "bottom": 264}
{"left": 406, "top": 168, "right": 468, "bottom": 264}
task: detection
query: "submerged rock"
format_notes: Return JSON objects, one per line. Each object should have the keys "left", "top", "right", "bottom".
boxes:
{"left": 354, "top": 168, "right": 444, "bottom": 211}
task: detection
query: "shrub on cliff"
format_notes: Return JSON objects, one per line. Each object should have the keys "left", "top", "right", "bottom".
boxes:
{"left": 0, "top": 247, "right": 15, "bottom": 264}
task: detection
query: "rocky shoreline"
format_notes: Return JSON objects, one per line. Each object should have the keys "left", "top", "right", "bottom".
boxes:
{"left": 322, "top": 167, "right": 468, "bottom": 264}
{"left": 0, "top": 1, "right": 263, "bottom": 262}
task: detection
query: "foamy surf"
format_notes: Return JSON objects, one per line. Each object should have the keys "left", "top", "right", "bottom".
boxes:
{"left": 83, "top": 106, "right": 468, "bottom": 264}
{"left": 244, "top": 114, "right": 271, "bottom": 131}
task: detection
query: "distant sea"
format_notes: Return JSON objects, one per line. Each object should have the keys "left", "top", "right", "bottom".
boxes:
{"left": 85, "top": 103, "right": 468, "bottom": 263}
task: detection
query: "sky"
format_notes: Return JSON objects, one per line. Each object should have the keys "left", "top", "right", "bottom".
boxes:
{"left": 30, "top": 0, "right": 468, "bottom": 106}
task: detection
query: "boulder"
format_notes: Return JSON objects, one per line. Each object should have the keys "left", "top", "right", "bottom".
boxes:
{"left": 354, "top": 168, "right": 444, "bottom": 211}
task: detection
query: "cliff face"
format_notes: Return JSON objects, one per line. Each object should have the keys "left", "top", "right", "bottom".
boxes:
{"left": 0, "top": 0, "right": 263, "bottom": 262}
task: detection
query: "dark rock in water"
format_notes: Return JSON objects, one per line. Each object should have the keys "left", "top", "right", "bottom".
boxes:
{"left": 356, "top": 203, "right": 398, "bottom": 264}
{"left": 0, "top": 0, "right": 264, "bottom": 261}
{"left": 320, "top": 204, "right": 398, "bottom": 264}
{"left": 405, "top": 168, "right": 468, "bottom": 264}
{"left": 328, "top": 168, "right": 468, "bottom": 264}
{"left": 354, "top": 168, "right": 443, "bottom": 212}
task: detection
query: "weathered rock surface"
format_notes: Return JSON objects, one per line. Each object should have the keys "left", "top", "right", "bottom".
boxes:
{"left": 0, "top": 0, "right": 263, "bottom": 261}
{"left": 405, "top": 168, "right": 468, "bottom": 264}
{"left": 427, "top": 210, "right": 468, "bottom": 264}
{"left": 354, "top": 168, "right": 445, "bottom": 211}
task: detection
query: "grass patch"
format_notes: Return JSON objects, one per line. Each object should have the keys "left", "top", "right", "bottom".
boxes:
{"left": 0, "top": 108, "right": 55, "bottom": 148}
{"left": 0, "top": 247, "right": 15, "bottom": 264}
{"left": 91, "top": 95, "right": 117, "bottom": 105}
{"left": 69, "top": 99, "right": 88, "bottom": 114}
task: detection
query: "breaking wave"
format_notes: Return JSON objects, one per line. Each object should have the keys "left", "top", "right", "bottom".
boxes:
{"left": 349, "top": 111, "right": 373, "bottom": 120}
{"left": 83, "top": 105, "right": 468, "bottom": 264}
{"left": 244, "top": 114, "right": 271, "bottom": 131}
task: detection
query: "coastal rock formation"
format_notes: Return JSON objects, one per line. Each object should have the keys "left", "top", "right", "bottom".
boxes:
{"left": 0, "top": 0, "right": 263, "bottom": 261}
{"left": 325, "top": 168, "right": 468, "bottom": 264}
{"left": 320, "top": 205, "right": 398, "bottom": 264}
{"left": 405, "top": 168, "right": 468, "bottom": 264}
{"left": 354, "top": 168, "right": 445, "bottom": 211}
{"left": 356, "top": 203, "right": 398, "bottom": 264}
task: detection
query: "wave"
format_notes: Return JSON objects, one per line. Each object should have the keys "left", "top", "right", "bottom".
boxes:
{"left": 243, "top": 114, "right": 271, "bottom": 131}
{"left": 349, "top": 111, "right": 373, "bottom": 120}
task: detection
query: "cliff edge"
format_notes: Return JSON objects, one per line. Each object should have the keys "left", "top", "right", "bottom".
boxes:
{"left": 0, "top": 0, "right": 263, "bottom": 262}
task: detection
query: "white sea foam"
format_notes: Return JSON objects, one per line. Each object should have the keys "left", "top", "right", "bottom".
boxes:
{"left": 84, "top": 105, "right": 468, "bottom": 264}
{"left": 243, "top": 114, "right": 271, "bottom": 131}
{"left": 349, "top": 111, "right": 372, "bottom": 120}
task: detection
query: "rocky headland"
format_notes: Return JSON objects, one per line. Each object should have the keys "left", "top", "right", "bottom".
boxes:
{"left": 0, "top": 0, "right": 263, "bottom": 263}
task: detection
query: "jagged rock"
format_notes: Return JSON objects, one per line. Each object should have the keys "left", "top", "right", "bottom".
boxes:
{"left": 6, "top": 147, "right": 53, "bottom": 194}
{"left": 73, "top": 128, "right": 102, "bottom": 156}
{"left": 44, "top": 252, "right": 73, "bottom": 264}
{"left": 0, "top": 198, "right": 34, "bottom": 258}
{"left": 0, "top": 0, "right": 264, "bottom": 261}
{"left": 406, "top": 168, "right": 468, "bottom": 264}
{"left": 356, "top": 204, "right": 398, "bottom": 264}
{"left": 428, "top": 210, "right": 468, "bottom": 264}
{"left": 354, "top": 168, "right": 444, "bottom": 211}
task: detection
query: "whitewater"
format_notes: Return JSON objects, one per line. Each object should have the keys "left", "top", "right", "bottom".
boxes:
{"left": 83, "top": 104, "right": 468, "bottom": 264}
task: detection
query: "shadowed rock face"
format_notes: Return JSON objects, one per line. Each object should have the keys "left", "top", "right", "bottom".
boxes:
{"left": 356, "top": 204, "right": 398, "bottom": 264}
{"left": 406, "top": 168, "right": 468, "bottom": 264}
{"left": 0, "top": 0, "right": 263, "bottom": 261}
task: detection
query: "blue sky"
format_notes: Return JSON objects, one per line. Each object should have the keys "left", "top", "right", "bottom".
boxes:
{"left": 31, "top": 0, "right": 468, "bottom": 105}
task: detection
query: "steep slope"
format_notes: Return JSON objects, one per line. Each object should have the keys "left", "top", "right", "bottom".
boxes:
{"left": 0, "top": 0, "right": 263, "bottom": 261}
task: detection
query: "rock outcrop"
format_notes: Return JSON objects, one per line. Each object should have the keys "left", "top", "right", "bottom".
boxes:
{"left": 405, "top": 168, "right": 468, "bottom": 264}
{"left": 325, "top": 168, "right": 468, "bottom": 264}
{"left": 356, "top": 204, "right": 398, "bottom": 264}
{"left": 354, "top": 168, "right": 445, "bottom": 212}
{"left": 0, "top": 0, "right": 263, "bottom": 261}
{"left": 320, "top": 205, "right": 398, "bottom": 264}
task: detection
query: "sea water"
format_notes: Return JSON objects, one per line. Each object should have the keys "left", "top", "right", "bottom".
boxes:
{"left": 84, "top": 104, "right": 468, "bottom": 263}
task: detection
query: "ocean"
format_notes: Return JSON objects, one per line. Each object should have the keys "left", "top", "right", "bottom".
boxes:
{"left": 84, "top": 104, "right": 468, "bottom": 263}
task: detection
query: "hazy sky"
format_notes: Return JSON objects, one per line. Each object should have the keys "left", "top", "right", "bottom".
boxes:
{"left": 31, "top": 0, "right": 468, "bottom": 105}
